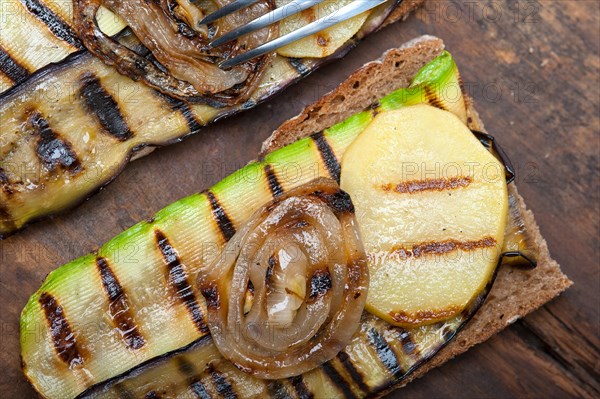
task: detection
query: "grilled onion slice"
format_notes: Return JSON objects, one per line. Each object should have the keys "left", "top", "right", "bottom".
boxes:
{"left": 74, "top": 0, "right": 276, "bottom": 106}
{"left": 199, "top": 178, "right": 368, "bottom": 379}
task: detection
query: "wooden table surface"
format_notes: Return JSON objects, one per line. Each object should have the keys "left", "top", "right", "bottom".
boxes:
{"left": 1, "top": 0, "right": 598, "bottom": 397}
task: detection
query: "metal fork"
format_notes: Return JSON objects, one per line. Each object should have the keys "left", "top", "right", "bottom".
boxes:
{"left": 201, "top": 0, "right": 390, "bottom": 69}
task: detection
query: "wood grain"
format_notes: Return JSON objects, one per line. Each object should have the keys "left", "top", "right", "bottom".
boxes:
{"left": 0, "top": 0, "right": 598, "bottom": 397}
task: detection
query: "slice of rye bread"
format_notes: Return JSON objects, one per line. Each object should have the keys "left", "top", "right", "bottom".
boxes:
{"left": 261, "top": 35, "right": 572, "bottom": 393}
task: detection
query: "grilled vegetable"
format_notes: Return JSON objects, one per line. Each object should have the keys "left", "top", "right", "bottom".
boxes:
{"left": 276, "top": 0, "right": 371, "bottom": 58}
{"left": 341, "top": 105, "right": 507, "bottom": 327}
{"left": 78, "top": 195, "right": 535, "bottom": 399}
{"left": 21, "top": 51, "right": 532, "bottom": 399}
{"left": 0, "top": 0, "right": 403, "bottom": 238}
{"left": 20, "top": 50, "right": 463, "bottom": 399}
{"left": 74, "top": 0, "right": 277, "bottom": 104}
{"left": 199, "top": 178, "right": 369, "bottom": 379}
{"left": 77, "top": 300, "right": 485, "bottom": 398}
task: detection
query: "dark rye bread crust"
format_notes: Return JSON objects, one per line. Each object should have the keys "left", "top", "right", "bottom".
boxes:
{"left": 261, "top": 36, "right": 572, "bottom": 394}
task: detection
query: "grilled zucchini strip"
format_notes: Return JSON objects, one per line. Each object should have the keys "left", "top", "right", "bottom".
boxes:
{"left": 0, "top": 0, "right": 399, "bottom": 92}
{"left": 0, "top": 0, "right": 125, "bottom": 91}
{"left": 21, "top": 52, "right": 531, "bottom": 399}
{"left": 76, "top": 305, "right": 480, "bottom": 398}
{"left": 0, "top": 1, "right": 402, "bottom": 238}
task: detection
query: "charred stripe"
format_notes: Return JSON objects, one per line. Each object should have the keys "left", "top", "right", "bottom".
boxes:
{"left": 424, "top": 85, "right": 447, "bottom": 110}
{"left": 383, "top": 176, "right": 473, "bottom": 194}
{"left": 288, "top": 376, "right": 313, "bottom": 399}
{"left": 287, "top": 58, "right": 310, "bottom": 77}
{"left": 176, "top": 357, "right": 213, "bottom": 399}
{"left": 176, "top": 357, "right": 196, "bottom": 377}
{"left": 206, "top": 191, "right": 236, "bottom": 241}
{"left": 190, "top": 380, "right": 212, "bottom": 399}
{"left": 389, "top": 237, "right": 497, "bottom": 259}
{"left": 155, "top": 91, "right": 203, "bottom": 133}
{"left": 80, "top": 73, "right": 133, "bottom": 141}
{"left": 311, "top": 131, "right": 341, "bottom": 182}
{"left": 155, "top": 230, "right": 209, "bottom": 333}
{"left": 39, "top": 292, "right": 84, "bottom": 367}
{"left": 0, "top": 45, "right": 30, "bottom": 84}
{"left": 337, "top": 351, "right": 369, "bottom": 393}
{"left": 395, "top": 327, "right": 421, "bottom": 361}
{"left": 367, "top": 327, "right": 402, "bottom": 377}
{"left": 267, "top": 381, "right": 292, "bottom": 399}
{"left": 28, "top": 111, "right": 81, "bottom": 173}
{"left": 19, "top": 0, "right": 83, "bottom": 49}
{"left": 96, "top": 257, "right": 145, "bottom": 350}
{"left": 312, "top": 189, "right": 354, "bottom": 214}
{"left": 321, "top": 362, "right": 357, "bottom": 399}
{"left": 308, "top": 269, "right": 332, "bottom": 301}
{"left": 264, "top": 164, "right": 284, "bottom": 198}
{"left": 208, "top": 365, "right": 237, "bottom": 399}
{"left": 145, "top": 391, "right": 160, "bottom": 399}
{"left": 412, "top": 237, "right": 496, "bottom": 258}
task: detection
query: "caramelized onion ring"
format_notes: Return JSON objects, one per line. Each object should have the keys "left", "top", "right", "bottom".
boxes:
{"left": 74, "top": 0, "right": 276, "bottom": 106}
{"left": 199, "top": 178, "right": 368, "bottom": 379}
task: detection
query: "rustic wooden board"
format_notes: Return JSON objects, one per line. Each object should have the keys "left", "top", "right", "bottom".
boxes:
{"left": 1, "top": 0, "right": 598, "bottom": 397}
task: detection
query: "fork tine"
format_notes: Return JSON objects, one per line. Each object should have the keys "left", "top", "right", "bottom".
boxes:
{"left": 200, "top": 0, "right": 259, "bottom": 25}
{"left": 220, "top": 0, "right": 389, "bottom": 69}
{"left": 210, "top": 0, "right": 326, "bottom": 48}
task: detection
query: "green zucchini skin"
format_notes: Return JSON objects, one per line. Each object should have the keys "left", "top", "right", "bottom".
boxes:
{"left": 20, "top": 52, "right": 504, "bottom": 399}
{"left": 0, "top": 1, "right": 403, "bottom": 238}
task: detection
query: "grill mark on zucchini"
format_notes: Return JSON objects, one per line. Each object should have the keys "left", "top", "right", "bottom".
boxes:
{"left": 28, "top": 111, "right": 82, "bottom": 173}
{"left": 79, "top": 73, "right": 134, "bottom": 141}
{"left": 38, "top": 292, "right": 84, "bottom": 367}
{"left": 337, "top": 351, "right": 369, "bottom": 393}
{"left": 96, "top": 257, "right": 146, "bottom": 350}
{"left": 321, "top": 362, "right": 357, "bottom": 399}
{"left": 286, "top": 58, "right": 310, "bottom": 77}
{"left": 0, "top": 45, "right": 30, "bottom": 84}
{"left": 155, "top": 91, "right": 203, "bottom": 133}
{"left": 367, "top": 327, "right": 402, "bottom": 377}
{"left": 176, "top": 357, "right": 212, "bottom": 399}
{"left": 267, "top": 380, "right": 292, "bottom": 399}
{"left": 19, "top": 0, "right": 84, "bottom": 49}
{"left": 264, "top": 164, "right": 284, "bottom": 198}
{"left": 190, "top": 380, "right": 212, "bottom": 399}
{"left": 424, "top": 85, "right": 446, "bottom": 111}
{"left": 206, "top": 191, "right": 236, "bottom": 241}
{"left": 176, "top": 356, "right": 196, "bottom": 376}
{"left": 382, "top": 176, "right": 473, "bottom": 194}
{"left": 311, "top": 131, "right": 341, "bottom": 182}
{"left": 208, "top": 364, "right": 237, "bottom": 399}
{"left": 155, "top": 230, "right": 209, "bottom": 333}
{"left": 288, "top": 375, "right": 313, "bottom": 399}
{"left": 394, "top": 327, "right": 421, "bottom": 361}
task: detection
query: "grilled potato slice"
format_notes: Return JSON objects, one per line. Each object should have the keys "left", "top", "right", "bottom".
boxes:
{"left": 341, "top": 105, "right": 508, "bottom": 327}
{"left": 276, "top": 0, "right": 371, "bottom": 58}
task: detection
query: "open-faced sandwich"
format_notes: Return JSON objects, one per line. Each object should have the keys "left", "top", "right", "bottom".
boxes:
{"left": 0, "top": 0, "right": 425, "bottom": 237}
{"left": 20, "top": 35, "right": 571, "bottom": 398}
